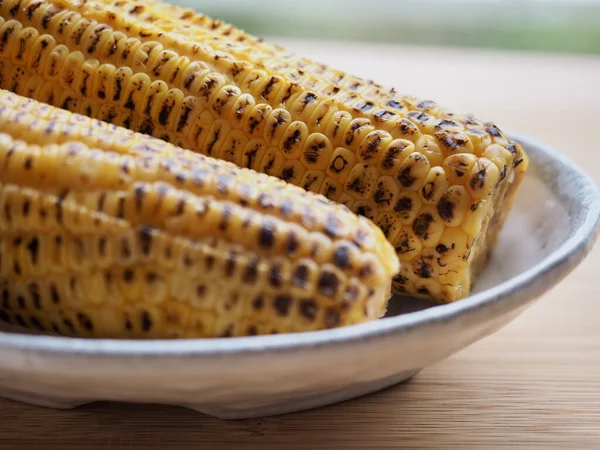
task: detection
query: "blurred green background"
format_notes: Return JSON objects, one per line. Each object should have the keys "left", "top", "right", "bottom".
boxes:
{"left": 179, "top": 0, "right": 600, "bottom": 54}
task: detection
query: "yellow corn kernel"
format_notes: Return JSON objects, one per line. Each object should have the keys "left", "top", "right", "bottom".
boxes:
{"left": 461, "top": 199, "right": 491, "bottom": 238}
{"left": 435, "top": 130, "right": 474, "bottom": 155}
{"left": 419, "top": 166, "right": 450, "bottom": 205}
{"left": 326, "top": 147, "right": 357, "bottom": 184}
{"left": 375, "top": 211, "right": 403, "bottom": 242}
{"left": 415, "top": 135, "right": 444, "bottom": 167}
{"left": 392, "top": 226, "right": 423, "bottom": 262}
{"left": 280, "top": 120, "right": 309, "bottom": 160}
{"left": 467, "top": 158, "right": 501, "bottom": 200}
{"left": 376, "top": 139, "right": 415, "bottom": 175}
{"left": 482, "top": 143, "right": 514, "bottom": 173}
{"left": 412, "top": 207, "right": 445, "bottom": 248}
{"left": 466, "top": 127, "right": 492, "bottom": 155}
{"left": 392, "top": 191, "right": 423, "bottom": 225}
{"left": 319, "top": 177, "right": 344, "bottom": 202}
{"left": 357, "top": 130, "right": 392, "bottom": 164}
{"left": 350, "top": 200, "right": 375, "bottom": 221}
{"left": 371, "top": 176, "right": 400, "bottom": 212}
{"left": 395, "top": 152, "right": 430, "bottom": 191}
{"left": 299, "top": 169, "right": 326, "bottom": 194}
{"left": 436, "top": 227, "right": 470, "bottom": 266}
{"left": 301, "top": 133, "right": 333, "bottom": 171}
{"left": 278, "top": 159, "right": 307, "bottom": 186}
{"left": 345, "top": 163, "right": 379, "bottom": 200}
{"left": 437, "top": 185, "right": 471, "bottom": 227}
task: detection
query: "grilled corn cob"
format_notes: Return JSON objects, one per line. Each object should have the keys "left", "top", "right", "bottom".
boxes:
{"left": 0, "top": 90, "right": 398, "bottom": 338}
{"left": 0, "top": 0, "right": 528, "bottom": 302}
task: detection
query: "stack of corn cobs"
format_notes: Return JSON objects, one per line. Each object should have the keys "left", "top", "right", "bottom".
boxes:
{"left": 0, "top": 0, "right": 528, "bottom": 338}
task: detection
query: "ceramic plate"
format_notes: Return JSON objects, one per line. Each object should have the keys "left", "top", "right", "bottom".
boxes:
{"left": 0, "top": 135, "right": 598, "bottom": 419}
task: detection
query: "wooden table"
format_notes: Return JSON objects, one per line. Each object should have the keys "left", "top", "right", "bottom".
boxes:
{"left": 0, "top": 41, "right": 599, "bottom": 449}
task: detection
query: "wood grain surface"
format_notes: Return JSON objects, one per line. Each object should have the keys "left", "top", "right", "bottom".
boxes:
{"left": 0, "top": 41, "right": 599, "bottom": 449}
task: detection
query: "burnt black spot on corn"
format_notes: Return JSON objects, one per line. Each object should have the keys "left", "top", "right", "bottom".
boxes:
{"left": 0, "top": 90, "right": 397, "bottom": 337}
{"left": 394, "top": 196, "right": 412, "bottom": 214}
{"left": 0, "top": 0, "right": 528, "bottom": 302}
{"left": 333, "top": 243, "right": 354, "bottom": 270}
{"left": 318, "top": 270, "right": 340, "bottom": 297}
{"left": 273, "top": 295, "right": 291, "bottom": 316}
{"left": 436, "top": 243, "right": 448, "bottom": 253}
{"left": 413, "top": 256, "right": 433, "bottom": 279}
{"left": 299, "top": 299, "right": 317, "bottom": 320}
{"left": 437, "top": 196, "right": 454, "bottom": 221}
{"left": 413, "top": 213, "right": 433, "bottom": 240}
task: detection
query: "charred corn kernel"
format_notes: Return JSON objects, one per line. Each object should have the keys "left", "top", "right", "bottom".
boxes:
{"left": 396, "top": 152, "right": 430, "bottom": 191}
{"left": 278, "top": 159, "right": 307, "bottom": 186}
{"left": 435, "top": 130, "right": 474, "bottom": 155}
{"left": 243, "top": 103, "right": 272, "bottom": 138}
{"left": 377, "top": 139, "right": 415, "bottom": 175}
{"left": 412, "top": 207, "right": 445, "bottom": 248}
{"left": 0, "top": 0, "right": 528, "bottom": 302}
{"left": 482, "top": 144, "right": 513, "bottom": 173}
{"left": 393, "top": 226, "right": 423, "bottom": 262}
{"left": 375, "top": 211, "right": 403, "bottom": 242}
{"left": 442, "top": 153, "right": 478, "bottom": 186}
{"left": 289, "top": 91, "right": 321, "bottom": 122}
{"left": 326, "top": 147, "right": 356, "bottom": 183}
{"left": 357, "top": 130, "right": 392, "bottom": 164}
{"left": 0, "top": 90, "right": 398, "bottom": 338}
{"left": 350, "top": 200, "right": 375, "bottom": 221}
{"left": 393, "top": 191, "right": 423, "bottom": 225}
{"left": 346, "top": 164, "right": 379, "bottom": 200}
{"left": 407, "top": 111, "right": 436, "bottom": 135}
{"left": 343, "top": 119, "right": 374, "bottom": 151}
{"left": 257, "top": 146, "right": 285, "bottom": 176}
{"left": 215, "top": 128, "right": 247, "bottom": 165}
{"left": 319, "top": 177, "right": 343, "bottom": 202}
{"left": 420, "top": 167, "right": 450, "bottom": 205}
{"left": 436, "top": 227, "right": 469, "bottom": 267}
{"left": 239, "top": 138, "right": 267, "bottom": 170}
{"left": 372, "top": 176, "right": 400, "bottom": 212}
{"left": 416, "top": 135, "right": 444, "bottom": 167}
{"left": 437, "top": 186, "right": 471, "bottom": 227}
{"left": 466, "top": 127, "right": 492, "bottom": 155}
{"left": 280, "top": 121, "right": 308, "bottom": 160}
{"left": 325, "top": 111, "right": 353, "bottom": 147}
{"left": 307, "top": 98, "right": 336, "bottom": 132}
{"left": 299, "top": 169, "right": 326, "bottom": 194}
{"left": 433, "top": 117, "right": 464, "bottom": 132}
{"left": 467, "top": 158, "right": 500, "bottom": 200}
{"left": 264, "top": 108, "right": 292, "bottom": 146}
{"left": 388, "top": 117, "right": 421, "bottom": 142}
{"left": 485, "top": 123, "right": 510, "bottom": 146}
{"left": 302, "top": 133, "right": 333, "bottom": 170}
{"left": 461, "top": 199, "right": 489, "bottom": 238}
{"left": 411, "top": 248, "right": 439, "bottom": 281}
